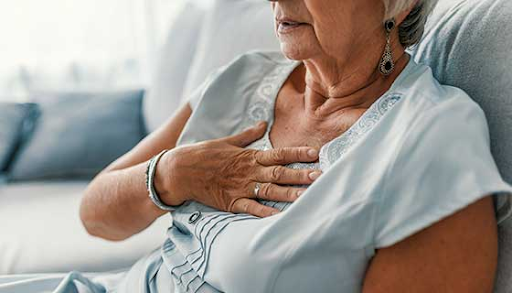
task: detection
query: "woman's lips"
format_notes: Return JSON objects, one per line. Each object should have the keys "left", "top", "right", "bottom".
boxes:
{"left": 277, "top": 20, "right": 308, "bottom": 34}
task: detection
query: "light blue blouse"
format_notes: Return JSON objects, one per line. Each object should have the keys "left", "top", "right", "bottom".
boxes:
{"left": 2, "top": 51, "right": 511, "bottom": 293}
{"left": 171, "top": 51, "right": 512, "bottom": 292}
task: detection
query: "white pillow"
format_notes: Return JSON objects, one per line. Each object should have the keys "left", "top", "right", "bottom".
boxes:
{"left": 143, "top": 1, "right": 206, "bottom": 133}
{"left": 181, "top": 0, "right": 281, "bottom": 100}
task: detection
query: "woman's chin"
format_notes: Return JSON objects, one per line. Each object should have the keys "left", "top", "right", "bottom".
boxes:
{"left": 279, "top": 43, "right": 310, "bottom": 61}
{"left": 277, "top": 27, "right": 317, "bottom": 60}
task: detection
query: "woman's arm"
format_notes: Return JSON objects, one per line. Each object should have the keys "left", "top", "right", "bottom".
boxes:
{"left": 362, "top": 195, "right": 498, "bottom": 293}
{"left": 79, "top": 103, "right": 194, "bottom": 241}
{"left": 80, "top": 102, "right": 321, "bottom": 241}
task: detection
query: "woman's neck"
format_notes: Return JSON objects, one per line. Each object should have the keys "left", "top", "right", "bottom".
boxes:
{"left": 299, "top": 47, "right": 410, "bottom": 120}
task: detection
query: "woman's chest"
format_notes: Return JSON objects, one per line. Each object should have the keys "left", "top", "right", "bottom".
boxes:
{"left": 269, "top": 91, "right": 367, "bottom": 151}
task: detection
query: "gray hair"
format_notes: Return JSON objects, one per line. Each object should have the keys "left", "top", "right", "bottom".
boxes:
{"left": 383, "top": 0, "right": 438, "bottom": 48}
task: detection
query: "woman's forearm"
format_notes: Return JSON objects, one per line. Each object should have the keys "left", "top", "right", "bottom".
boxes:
{"left": 79, "top": 162, "right": 166, "bottom": 241}
{"left": 78, "top": 102, "right": 319, "bottom": 240}
{"left": 79, "top": 103, "right": 193, "bottom": 241}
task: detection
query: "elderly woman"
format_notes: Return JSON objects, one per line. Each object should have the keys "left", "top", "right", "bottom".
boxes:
{"left": 3, "top": 0, "right": 512, "bottom": 292}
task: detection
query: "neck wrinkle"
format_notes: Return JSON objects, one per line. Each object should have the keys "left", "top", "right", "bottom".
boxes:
{"left": 300, "top": 51, "right": 409, "bottom": 119}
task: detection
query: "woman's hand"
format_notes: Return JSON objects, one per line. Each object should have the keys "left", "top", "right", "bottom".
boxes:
{"left": 155, "top": 121, "right": 322, "bottom": 217}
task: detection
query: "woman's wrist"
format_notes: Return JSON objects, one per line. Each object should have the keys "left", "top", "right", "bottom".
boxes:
{"left": 153, "top": 150, "right": 187, "bottom": 207}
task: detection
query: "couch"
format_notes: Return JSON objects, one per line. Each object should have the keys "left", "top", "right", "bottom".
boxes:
{"left": 0, "top": 0, "right": 279, "bottom": 276}
{"left": 1, "top": 0, "right": 511, "bottom": 291}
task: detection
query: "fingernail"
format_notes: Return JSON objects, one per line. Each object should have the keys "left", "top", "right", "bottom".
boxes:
{"left": 257, "top": 121, "right": 266, "bottom": 127}
{"left": 309, "top": 171, "right": 321, "bottom": 180}
{"left": 307, "top": 148, "right": 318, "bottom": 158}
{"left": 297, "top": 190, "right": 304, "bottom": 197}
{"left": 271, "top": 211, "right": 280, "bottom": 215}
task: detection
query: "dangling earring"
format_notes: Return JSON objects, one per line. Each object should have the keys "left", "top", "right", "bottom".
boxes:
{"left": 379, "top": 18, "right": 395, "bottom": 76}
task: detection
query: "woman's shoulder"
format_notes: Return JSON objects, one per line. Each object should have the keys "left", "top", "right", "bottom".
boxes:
{"left": 185, "top": 50, "right": 292, "bottom": 109}
{"left": 216, "top": 50, "right": 293, "bottom": 77}
{"left": 372, "top": 60, "right": 512, "bottom": 248}
{"left": 179, "top": 50, "right": 294, "bottom": 146}
{"left": 393, "top": 58, "right": 487, "bottom": 132}
{"left": 233, "top": 50, "right": 293, "bottom": 66}
{"left": 195, "top": 50, "right": 293, "bottom": 96}
{"left": 209, "top": 50, "right": 294, "bottom": 87}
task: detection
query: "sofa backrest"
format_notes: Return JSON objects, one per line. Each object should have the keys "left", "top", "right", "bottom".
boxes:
{"left": 180, "top": 0, "right": 280, "bottom": 101}
{"left": 142, "top": 1, "right": 206, "bottom": 133}
{"left": 411, "top": 0, "right": 512, "bottom": 291}
{"left": 143, "top": 0, "right": 279, "bottom": 133}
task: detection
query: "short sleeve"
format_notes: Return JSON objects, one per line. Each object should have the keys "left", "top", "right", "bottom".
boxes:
{"left": 184, "top": 65, "right": 227, "bottom": 111}
{"left": 374, "top": 97, "right": 512, "bottom": 248}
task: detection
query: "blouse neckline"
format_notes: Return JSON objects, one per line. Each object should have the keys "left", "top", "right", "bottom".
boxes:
{"left": 260, "top": 56, "right": 413, "bottom": 170}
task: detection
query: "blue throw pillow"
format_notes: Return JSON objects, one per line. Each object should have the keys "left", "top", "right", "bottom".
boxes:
{"left": 7, "top": 90, "right": 145, "bottom": 181}
{"left": 0, "top": 103, "right": 36, "bottom": 173}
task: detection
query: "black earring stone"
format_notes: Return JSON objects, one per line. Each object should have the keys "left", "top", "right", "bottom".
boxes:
{"left": 384, "top": 18, "right": 395, "bottom": 33}
{"left": 385, "top": 61, "right": 393, "bottom": 71}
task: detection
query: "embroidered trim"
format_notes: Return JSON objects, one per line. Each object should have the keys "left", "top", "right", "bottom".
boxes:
{"left": 320, "top": 94, "right": 402, "bottom": 169}
{"left": 243, "top": 62, "right": 296, "bottom": 151}
{"left": 241, "top": 60, "right": 403, "bottom": 210}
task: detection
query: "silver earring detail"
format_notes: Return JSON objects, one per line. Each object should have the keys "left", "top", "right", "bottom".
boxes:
{"left": 379, "top": 18, "right": 395, "bottom": 76}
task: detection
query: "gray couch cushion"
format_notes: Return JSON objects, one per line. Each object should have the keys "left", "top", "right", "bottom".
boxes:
{"left": 411, "top": 0, "right": 512, "bottom": 291}
{"left": 0, "top": 103, "right": 35, "bottom": 173}
{"left": 7, "top": 90, "right": 145, "bottom": 181}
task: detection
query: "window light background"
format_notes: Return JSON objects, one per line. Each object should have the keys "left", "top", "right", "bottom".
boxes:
{"left": 0, "top": 0, "right": 212, "bottom": 101}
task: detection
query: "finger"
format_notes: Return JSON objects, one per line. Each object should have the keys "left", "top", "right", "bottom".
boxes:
{"left": 254, "top": 182, "right": 306, "bottom": 202}
{"left": 231, "top": 198, "right": 280, "bottom": 218}
{"left": 223, "top": 121, "right": 267, "bottom": 147}
{"left": 255, "top": 147, "right": 319, "bottom": 166}
{"left": 256, "top": 166, "right": 322, "bottom": 185}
